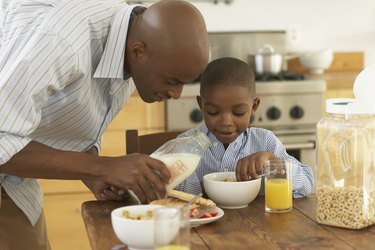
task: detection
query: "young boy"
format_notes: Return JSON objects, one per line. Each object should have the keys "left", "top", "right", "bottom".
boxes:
{"left": 176, "top": 57, "right": 314, "bottom": 198}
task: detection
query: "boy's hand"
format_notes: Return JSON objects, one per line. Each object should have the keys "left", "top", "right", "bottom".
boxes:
{"left": 235, "top": 151, "right": 279, "bottom": 181}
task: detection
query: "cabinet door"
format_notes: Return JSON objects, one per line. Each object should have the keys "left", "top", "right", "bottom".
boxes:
{"left": 101, "top": 94, "right": 166, "bottom": 156}
{"left": 107, "top": 95, "right": 165, "bottom": 130}
{"left": 40, "top": 179, "right": 90, "bottom": 194}
{"left": 100, "top": 128, "right": 165, "bottom": 156}
{"left": 100, "top": 130, "right": 126, "bottom": 156}
{"left": 44, "top": 193, "right": 95, "bottom": 250}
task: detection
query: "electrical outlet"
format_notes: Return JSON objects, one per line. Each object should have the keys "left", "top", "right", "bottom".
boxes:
{"left": 287, "top": 25, "right": 301, "bottom": 45}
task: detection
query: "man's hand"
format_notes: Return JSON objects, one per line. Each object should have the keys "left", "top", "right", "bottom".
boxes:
{"left": 82, "top": 179, "right": 129, "bottom": 201}
{"left": 236, "top": 151, "right": 279, "bottom": 181}
{"left": 99, "top": 153, "right": 171, "bottom": 204}
{"left": 83, "top": 146, "right": 128, "bottom": 201}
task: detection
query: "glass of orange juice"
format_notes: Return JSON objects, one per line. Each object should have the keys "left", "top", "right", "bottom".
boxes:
{"left": 153, "top": 207, "right": 190, "bottom": 250}
{"left": 264, "top": 160, "right": 293, "bottom": 213}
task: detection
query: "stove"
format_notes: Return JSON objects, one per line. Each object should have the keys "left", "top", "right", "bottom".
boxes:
{"left": 255, "top": 71, "right": 305, "bottom": 82}
{"left": 251, "top": 80, "right": 325, "bottom": 130}
{"left": 166, "top": 79, "right": 326, "bottom": 132}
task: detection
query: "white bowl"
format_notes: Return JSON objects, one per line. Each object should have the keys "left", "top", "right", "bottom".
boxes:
{"left": 299, "top": 48, "right": 333, "bottom": 74}
{"left": 203, "top": 172, "right": 261, "bottom": 209}
{"left": 111, "top": 204, "right": 161, "bottom": 250}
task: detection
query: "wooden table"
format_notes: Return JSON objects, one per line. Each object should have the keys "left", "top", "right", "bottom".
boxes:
{"left": 81, "top": 196, "right": 375, "bottom": 250}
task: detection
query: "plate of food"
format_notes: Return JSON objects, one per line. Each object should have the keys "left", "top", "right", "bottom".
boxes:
{"left": 190, "top": 206, "right": 224, "bottom": 227}
{"left": 151, "top": 189, "right": 224, "bottom": 227}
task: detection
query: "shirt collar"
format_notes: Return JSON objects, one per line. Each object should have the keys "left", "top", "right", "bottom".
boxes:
{"left": 199, "top": 122, "right": 248, "bottom": 145}
{"left": 93, "top": 4, "right": 145, "bottom": 79}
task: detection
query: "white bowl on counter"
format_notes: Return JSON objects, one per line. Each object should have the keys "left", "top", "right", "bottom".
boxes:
{"left": 203, "top": 172, "right": 261, "bottom": 209}
{"left": 299, "top": 48, "right": 334, "bottom": 74}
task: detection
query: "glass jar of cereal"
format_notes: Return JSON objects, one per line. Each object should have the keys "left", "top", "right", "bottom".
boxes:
{"left": 316, "top": 98, "right": 375, "bottom": 229}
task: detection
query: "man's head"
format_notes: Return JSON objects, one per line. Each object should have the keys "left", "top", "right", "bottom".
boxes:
{"left": 197, "top": 57, "right": 260, "bottom": 147}
{"left": 125, "top": 0, "right": 209, "bottom": 103}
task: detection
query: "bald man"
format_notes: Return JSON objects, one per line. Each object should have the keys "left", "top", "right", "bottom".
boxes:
{"left": 0, "top": 0, "right": 208, "bottom": 249}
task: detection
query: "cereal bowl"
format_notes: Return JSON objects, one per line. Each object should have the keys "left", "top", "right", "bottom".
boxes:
{"left": 111, "top": 204, "right": 162, "bottom": 250}
{"left": 203, "top": 172, "right": 261, "bottom": 209}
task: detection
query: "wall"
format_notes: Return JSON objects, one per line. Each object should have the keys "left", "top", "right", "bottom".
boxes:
{"left": 193, "top": 0, "right": 375, "bottom": 66}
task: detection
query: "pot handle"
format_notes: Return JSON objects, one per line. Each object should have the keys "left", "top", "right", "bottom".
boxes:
{"left": 258, "top": 44, "right": 275, "bottom": 54}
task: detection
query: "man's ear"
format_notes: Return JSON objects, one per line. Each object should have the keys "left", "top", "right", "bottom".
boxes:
{"left": 252, "top": 97, "right": 260, "bottom": 112}
{"left": 129, "top": 41, "right": 147, "bottom": 60}
{"left": 196, "top": 95, "right": 202, "bottom": 110}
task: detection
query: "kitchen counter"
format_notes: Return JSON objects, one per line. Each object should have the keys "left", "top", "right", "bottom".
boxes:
{"left": 288, "top": 51, "right": 363, "bottom": 90}
{"left": 288, "top": 52, "right": 364, "bottom": 112}
{"left": 306, "top": 71, "right": 359, "bottom": 90}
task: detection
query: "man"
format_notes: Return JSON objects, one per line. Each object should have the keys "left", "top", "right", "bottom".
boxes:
{"left": 0, "top": 0, "right": 209, "bottom": 249}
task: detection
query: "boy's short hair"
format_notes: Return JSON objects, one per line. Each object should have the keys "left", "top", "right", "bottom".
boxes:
{"left": 200, "top": 57, "right": 255, "bottom": 96}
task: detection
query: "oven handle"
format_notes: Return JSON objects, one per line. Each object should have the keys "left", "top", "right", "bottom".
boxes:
{"left": 284, "top": 141, "right": 316, "bottom": 150}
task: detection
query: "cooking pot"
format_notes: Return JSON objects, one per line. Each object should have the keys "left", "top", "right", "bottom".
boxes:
{"left": 248, "top": 44, "right": 284, "bottom": 75}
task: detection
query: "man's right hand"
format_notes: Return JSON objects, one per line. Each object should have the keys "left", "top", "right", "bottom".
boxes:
{"left": 82, "top": 179, "right": 130, "bottom": 201}
{"left": 99, "top": 153, "right": 171, "bottom": 204}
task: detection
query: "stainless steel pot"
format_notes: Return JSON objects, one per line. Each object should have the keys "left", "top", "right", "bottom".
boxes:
{"left": 248, "top": 44, "right": 284, "bottom": 75}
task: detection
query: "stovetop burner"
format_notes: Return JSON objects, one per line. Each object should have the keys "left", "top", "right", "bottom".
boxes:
{"left": 255, "top": 71, "right": 305, "bottom": 82}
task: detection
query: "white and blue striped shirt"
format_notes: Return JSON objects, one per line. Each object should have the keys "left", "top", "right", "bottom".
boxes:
{"left": 176, "top": 123, "right": 314, "bottom": 198}
{"left": 0, "top": 0, "right": 142, "bottom": 225}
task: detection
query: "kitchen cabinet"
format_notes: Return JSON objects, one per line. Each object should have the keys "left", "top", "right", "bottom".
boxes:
{"left": 40, "top": 180, "right": 94, "bottom": 250}
{"left": 100, "top": 91, "right": 166, "bottom": 156}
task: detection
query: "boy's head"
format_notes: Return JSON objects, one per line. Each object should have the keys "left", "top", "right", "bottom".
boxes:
{"left": 197, "top": 57, "right": 260, "bottom": 147}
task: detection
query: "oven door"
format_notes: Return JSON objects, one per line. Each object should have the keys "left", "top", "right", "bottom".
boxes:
{"left": 284, "top": 141, "right": 316, "bottom": 169}
{"left": 276, "top": 133, "right": 317, "bottom": 192}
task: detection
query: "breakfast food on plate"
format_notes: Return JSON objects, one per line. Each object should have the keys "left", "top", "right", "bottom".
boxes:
{"left": 150, "top": 189, "right": 218, "bottom": 219}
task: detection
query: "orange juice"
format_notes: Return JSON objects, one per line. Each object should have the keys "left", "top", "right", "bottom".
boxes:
{"left": 155, "top": 246, "right": 190, "bottom": 250}
{"left": 265, "top": 179, "right": 292, "bottom": 210}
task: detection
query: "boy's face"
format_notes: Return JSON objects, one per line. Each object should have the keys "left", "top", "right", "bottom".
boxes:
{"left": 197, "top": 84, "right": 260, "bottom": 145}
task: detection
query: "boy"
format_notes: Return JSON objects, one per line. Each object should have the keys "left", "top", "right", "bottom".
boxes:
{"left": 176, "top": 57, "right": 314, "bottom": 198}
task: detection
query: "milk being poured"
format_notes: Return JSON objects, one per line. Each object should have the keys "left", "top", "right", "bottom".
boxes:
{"left": 150, "top": 153, "right": 201, "bottom": 189}
{"left": 128, "top": 130, "right": 211, "bottom": 203}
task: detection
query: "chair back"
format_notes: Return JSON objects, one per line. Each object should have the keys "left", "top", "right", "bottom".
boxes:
{"left": 126, "top": 130, "right": 183, "bottom": 154}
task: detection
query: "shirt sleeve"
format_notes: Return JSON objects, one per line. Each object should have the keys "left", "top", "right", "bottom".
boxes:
{"left": 175, "top": 172, "right": 202, "bottom": 195}
{"left": 0, "top": 31, "right": 78, "bottom": 165}
{"left": 265, "top": 130, "right": 314, "bottom": 198}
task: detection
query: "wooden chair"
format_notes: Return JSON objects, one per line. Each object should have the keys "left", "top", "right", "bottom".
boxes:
{"left": 125, "top": 129, "right": 183, "bottom": 154}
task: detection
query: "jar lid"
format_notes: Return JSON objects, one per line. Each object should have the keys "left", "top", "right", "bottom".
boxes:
{"left": 326, "top": 98, "right": 375, "bottom": 114}
{"left": 353, "top": 64, "right": 375, "bottom": 102}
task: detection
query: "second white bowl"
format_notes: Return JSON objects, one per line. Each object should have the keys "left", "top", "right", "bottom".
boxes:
{"left": 203, "top": 172, "right": 261, "bottom": 209}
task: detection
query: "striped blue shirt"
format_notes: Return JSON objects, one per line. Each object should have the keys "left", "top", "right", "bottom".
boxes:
{"left": 176, "top": 123, "right": 314, "bottom": 198}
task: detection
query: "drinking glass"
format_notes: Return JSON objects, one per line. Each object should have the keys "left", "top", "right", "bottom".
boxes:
{"left": 264, "top": 160, "right": 293, "bottom": 213}
{"left": 153, "top": 207, "right": 190, "bottom": 250}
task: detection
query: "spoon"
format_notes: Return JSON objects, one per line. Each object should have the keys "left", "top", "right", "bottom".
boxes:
{"left": 182, "top": 193, "right": 202, "bottom": 211}
{"left": 256, "top": 173, "right": 265, "bottom": 179}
